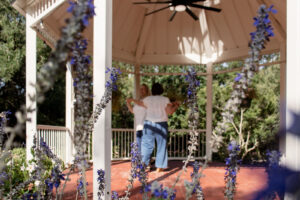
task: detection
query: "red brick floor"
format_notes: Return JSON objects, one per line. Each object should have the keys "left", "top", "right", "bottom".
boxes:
{"left": 61, "top": 161, "right": 267, "bottom": 199}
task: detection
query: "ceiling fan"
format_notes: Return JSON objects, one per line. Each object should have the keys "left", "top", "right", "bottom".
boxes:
{"left": 133, "top": 0, "right": 221, "bottom": 21}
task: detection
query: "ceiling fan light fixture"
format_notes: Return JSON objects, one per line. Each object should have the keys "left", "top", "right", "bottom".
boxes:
{"left": 175, "top": 5, "right": 186, "bottom": 12}
{"left": 169, "top": 4, "right": 174, "bottom": 11}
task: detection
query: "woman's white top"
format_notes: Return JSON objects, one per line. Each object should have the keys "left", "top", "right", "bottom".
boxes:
{"left": 143, "top": 95, "right": 170, "bottom": 123}
{"left": 133, "top": 104, "right": 146, "bottom": 131}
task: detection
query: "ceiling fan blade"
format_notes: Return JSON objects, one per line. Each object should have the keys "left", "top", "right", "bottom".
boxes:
{"left": 190, "top": 0, "right": 206, "bottom": 2}
{"left": 169, "top": 11, "right": 177, "bottom": 21}
{"left": 189, "top": 4, "right": 222, "bottom": 12}
{"left": 145, "top": 5, "right": 172, "bottom": 16}
{"left": 133, "top": 1, "right": 171, "bottom": 4}
{"left": 185, "top": 7, "right": 199, "bottom": 20}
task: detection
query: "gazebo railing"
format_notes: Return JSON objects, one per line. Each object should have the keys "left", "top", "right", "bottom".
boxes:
{"left": 36, "top": 126, "right": 206, "bottom": 163}
{"left": 111, "top": 128, "right": 206, "bottom": 160}
{"left": 37, "top": 125, "right": 68, "bottom": 162}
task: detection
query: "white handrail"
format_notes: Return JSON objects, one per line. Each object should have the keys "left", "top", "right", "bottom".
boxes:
{"left": 36, "top": 126, "right": 207, "bottom": 162}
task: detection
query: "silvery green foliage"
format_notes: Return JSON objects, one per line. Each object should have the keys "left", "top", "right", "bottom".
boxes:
{"left": 7, "top": 136, "right": 64, "bottom": 199}
{"left": 148, "top": 181, "right": 176, "bottom": 200}
{"left": 224, "top": 141, "right": 241, "bottom": 200}
{"left": 184, "top": 160, "right": 207, "bottom": 200}
{"left": 1, "top": 0, "right": 97, "bottom": 198}
{"left": 121, "top": 142, "right": 148, "bottom": 199}
{"left": 0, "top": 0, "right": 95, "bottom": 172}
{"left": 184, "top": 67, "right": 201, "bottom": 159}
{"left": 86, "top": 67, "right": 121, "bottom": 138}
{"left": 71, "top": 39, "right": 93, "bottom": 169}
{"left": 170, "top": 66, "right": 203, "bottom": 194}
{"left": 211, "top": 4, "right": 277, "bottom": 151}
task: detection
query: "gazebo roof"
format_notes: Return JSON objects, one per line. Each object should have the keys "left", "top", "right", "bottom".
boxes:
{"left": 13, "top": 0, "right": 286, "bottom": 65}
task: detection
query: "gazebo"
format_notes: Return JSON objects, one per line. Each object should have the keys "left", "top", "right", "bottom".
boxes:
{"left": 12, "top": 0, "right": 300, "bottom": 199}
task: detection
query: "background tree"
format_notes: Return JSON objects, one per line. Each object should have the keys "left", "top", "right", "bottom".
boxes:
{"left": 0, "top": 0, "right": 64, "bottom": 135}
{"left": 212, "top": 58, "right": 280, "bottom": 161}
{"left": 112, "top": 60, "right": 280, "bottom": 162}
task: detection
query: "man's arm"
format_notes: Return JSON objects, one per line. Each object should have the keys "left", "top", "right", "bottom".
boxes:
{"left": 165, "top": 101, "right": 180, "bottom": 115}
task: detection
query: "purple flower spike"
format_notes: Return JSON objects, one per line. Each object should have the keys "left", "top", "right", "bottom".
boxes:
{"left": 234, "top": 73, "right": 242, "bottom": 82}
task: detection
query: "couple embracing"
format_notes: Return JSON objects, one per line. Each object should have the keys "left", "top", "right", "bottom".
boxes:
{"left": 126, "top": 83, "right": 180, "bottom": 172}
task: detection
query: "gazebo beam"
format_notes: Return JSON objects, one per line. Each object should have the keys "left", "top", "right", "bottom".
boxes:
{"left": 139, "top": 42, "right": 279, "bottom": 65}
{"left": 26, "top": 11, "right": 37, "bottom": 161}
{"left": 93, "top": 0, "right": 112, "bottom": 199}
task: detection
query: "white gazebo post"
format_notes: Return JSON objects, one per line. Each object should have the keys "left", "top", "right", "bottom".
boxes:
{"left": 26, "top": 11, "right": 37, "bottom": 161}
{"left": 134, "top": 64, "right": 141, "bottom": 100}
{"left": 285, "top": 0, "right": 300, "bottom": 171}
{"left": 133, "top": 64, "right": 141, "bottom": 140}
{"left": 198, "top": 8, "right": 213, "bottom": 161}
{"left": 93, "top": 0, "right": 112, "bottom": 199}
{"left": 65, "top": 62, "right": 74, "bottom": 164}
{"left": 206, "top": 63, "right": 213, "bottom": 161}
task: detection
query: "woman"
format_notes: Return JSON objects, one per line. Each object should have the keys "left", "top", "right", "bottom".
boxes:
{"left": 126, "top": 84, "right": 150, "bottom": 153}
{"left": 133, "top": 83, "right": 179, "bottom": 172}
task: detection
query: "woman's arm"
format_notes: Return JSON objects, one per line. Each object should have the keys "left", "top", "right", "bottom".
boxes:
{"left": 126, "top": 98, "right": 134, "bottom": 114}
{"left": 131, "top": 99, "right": 146, "bottom": 108}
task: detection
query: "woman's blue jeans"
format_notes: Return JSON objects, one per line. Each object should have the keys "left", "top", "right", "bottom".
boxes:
{"left": 136, "top": 130, "right": 143, "bottom": 154}
{"left": 141, "top": 120, "right": 168, "bottom": 168}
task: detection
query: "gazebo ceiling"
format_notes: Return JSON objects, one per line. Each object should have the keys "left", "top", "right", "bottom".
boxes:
{"left": 13, "top": 0, "right": 286, "bottom": 65}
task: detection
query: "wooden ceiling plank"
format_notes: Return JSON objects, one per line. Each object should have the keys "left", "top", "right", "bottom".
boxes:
{"left": 154, "top": 10, "right": 168, "bottom": 54}
{"left": 181, "top": 11, "right": 194, "bottom": 54}
{"left": 221, "top": 0, "right": 248, "bottom": 47}
{"left": 205, "top": 11, "right": 223, "bottom": 55}
{"left": 232, "top": 0, "right": 255, "bottom": 43}
{"left": 135, "top": 5, "right": 156, "bottom": 63}
{"left": 121, "top": 9, "right": 144, "bottom": 53}
{"left": 209, "top": 10, "right": 236, "bottom": 50}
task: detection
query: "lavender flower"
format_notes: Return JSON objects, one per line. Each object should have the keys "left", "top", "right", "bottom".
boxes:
{"left": 262, "top": 150, "right": 282, "bottom": 199}
{"left": 1, "top": 1, "right": 99, "bottom": 199}
{"left": 97, "top": 169, "right": 105, "bottom": 199}
{"left": 211, "top": 4, "right": 277, "bottom": 151}
{"left": 0, "top": 171, "right": 8, "bottom": 186}
{"left": 77, "top": 172, "right": 88, "bottom": 197}
{"left": 123, "top": 142, "right": 148, "bottom": 199}
{"left": 170, "top": 66, "right": 202, "bottom": 194}
{"left": 0, "top": 111, "right": 11, "bottom": 149}
{"left": 266, "top": 150, "right": 281, "bottom": 169}
{"left": 149, "top": 181, "right": 176, "bottom": 200}
{"left": 184, "top": 160, "right": 207, "bottom": 200}
{"left": 224, "top": 141, "right": 241, "bottom": 200}
{"left": 22, "top": 192, "right": 37, "bottom": 200}
{"left": 105, "top": 67, "right": 122, "bottom": 91}
{"left": 234, "top": 73, "right": 242, "bottom": 82}
{"left": 254, "top": 150, "right": 300, "bottom": 200}
{"left": 111, "top": 191, "right": 119, "bottom": 200}
{"left": 45, "top": 166, "right": 65, "bottom": 192}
